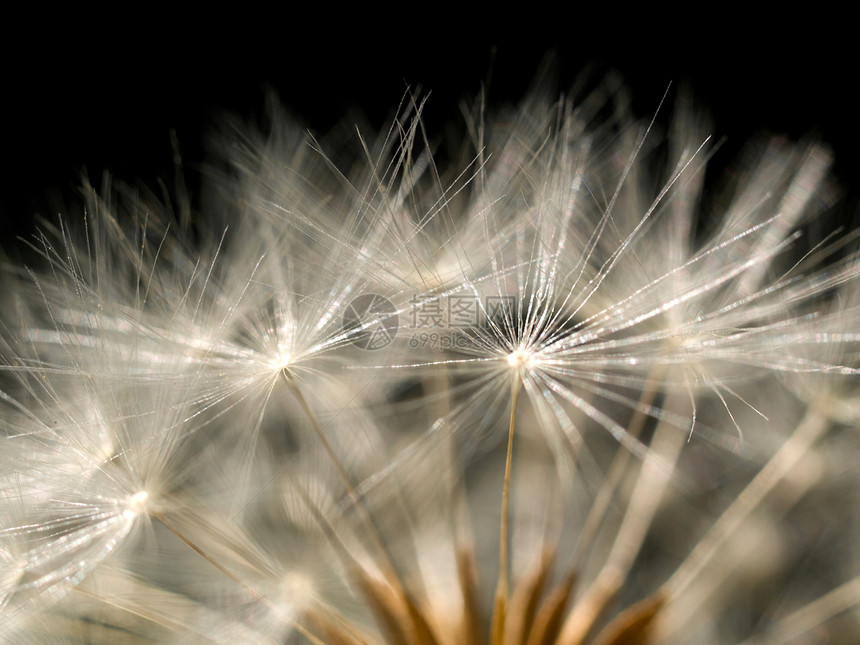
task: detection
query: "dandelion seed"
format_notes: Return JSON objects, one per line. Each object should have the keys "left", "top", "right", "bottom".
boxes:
{"left": 122, "top": 490, "right": 150, "bottom": 520}
{"left": 507, "top": 348, "right": 537, "bottom": 369}
{"left": 2, "top": 69, "right": 860, "bottom": 645}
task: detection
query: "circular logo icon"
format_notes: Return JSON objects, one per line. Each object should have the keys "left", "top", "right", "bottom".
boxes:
{"left": 342, "top": 294, "right": 398, "bottom": 350}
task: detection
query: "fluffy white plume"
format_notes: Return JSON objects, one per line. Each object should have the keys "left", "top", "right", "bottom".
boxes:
{"left": 1, "top": 75, "right": 859, "bottom": 644}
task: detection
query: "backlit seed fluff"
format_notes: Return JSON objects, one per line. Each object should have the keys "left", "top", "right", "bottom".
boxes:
{"left": 1, "top": 73, "right": 859, "bottom": 645}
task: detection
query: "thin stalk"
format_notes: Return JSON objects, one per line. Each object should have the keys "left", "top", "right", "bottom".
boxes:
{"left": 73, "top": 586, "right": 189, "bottom": 635}
{"left": 572, "top": 367, "right": 665, "bottom": 566}
{"left": 290, "top": 623, "right": 330, "bottom": 645}
{"left": 738, "top": 574, "right": 860, "bottom": 645}
{"left": 279, "top": 370, "right": 419, "bottom": 623}
{"left": 281, "top": 370, "right": 353, "bottom": 492}
{"left": 491, "top": 371, "right": 523, "bottom": 645}
{"left": 281, "top": 370, "right": 389, "bottom": 561}
{"left": 152, "top": 511, "right": 250, "bottom": 591}
{"left": 150, "top": 512, "right": 326, "bottom": 644}
{"left": 559, "top": 390, "right": 688, "bottom": 644}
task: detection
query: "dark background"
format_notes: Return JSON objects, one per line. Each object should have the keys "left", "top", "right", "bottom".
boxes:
{"left": 2, "top": 17, "right": 855, "bottom": 245}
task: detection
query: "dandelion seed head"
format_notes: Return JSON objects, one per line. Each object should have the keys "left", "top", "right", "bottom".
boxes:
{"left": 93, "top": 435, "right": 117, "bottom": 467}
{"left": 506, "top": 348, "right": 538, "bottom": 369}
{"left": 269, "top": 349, "right": 292, "bottom": 372}
{"left": 122, "top": 490, "right": 150, "bottom": 520}
{"left": 2, "top": 69, "right": 860, "bottom": 644}
{"left": 278, "top": 570, "right": 316, "bottom": 608}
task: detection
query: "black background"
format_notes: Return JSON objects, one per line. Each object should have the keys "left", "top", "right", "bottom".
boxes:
{"left": 2, "top": 16, "right": 855, "bottom": 245}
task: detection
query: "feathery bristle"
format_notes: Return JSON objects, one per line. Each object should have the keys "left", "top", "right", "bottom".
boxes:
{"left": 2, "top": 69, "right": 860, "bottom": 645}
